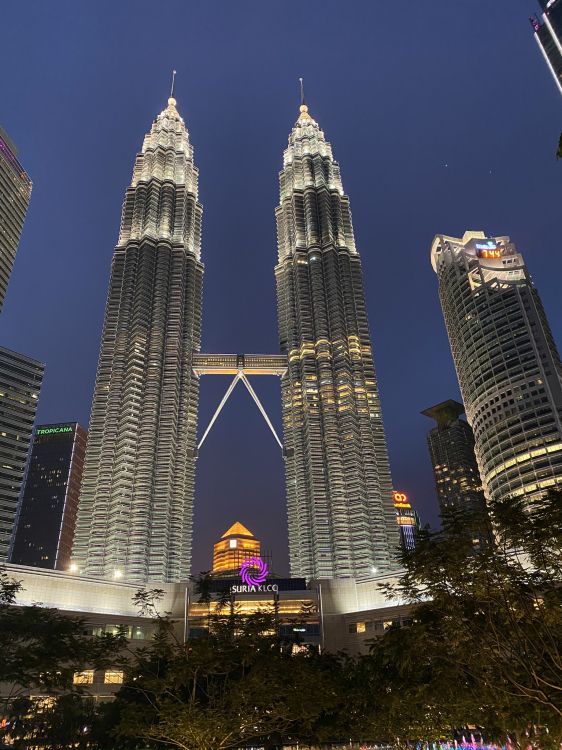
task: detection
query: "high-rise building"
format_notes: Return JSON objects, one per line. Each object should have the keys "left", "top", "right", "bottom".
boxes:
{"left": 275, "top": 98, "right": 398, "bottom": 580}
{"left": 0, "top": 346, "right": 44, "bottom": 561}
{"left": 431, "top": 232, "right": 562, "bottom": 507}
{"left": 11, "top": 423, "right": 87, "bottom": 570}
{"left": 421, "top": 400, "right": 488, "bottom": 520}
{"left": 530, "top": 0, "right": 562, "bottom": 95}
{"left": 72, "top": 89, "right": 203, "bottom": 583}
{"left": 212, "top": 522, "right": 261, "bottom": 577}
{"left": 0, "top": 126, "right": 32, "bottom": 313}
{"left": 393, "top": 491, "right": 420, "bottom": 552}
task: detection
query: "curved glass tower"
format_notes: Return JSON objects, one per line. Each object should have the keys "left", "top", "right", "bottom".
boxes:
{"left": 431, "top": 231, "right": 562, "bottom": 505}
{"left": 72, "top": 94, "right": 203, "bottom": 583}
{"left": 275, "top": 102, "right": 398, "bottom": 580}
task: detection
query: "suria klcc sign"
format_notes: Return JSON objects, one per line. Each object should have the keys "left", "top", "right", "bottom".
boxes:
{"left": 230, "top": 556, "right": 279, "bottom": 593}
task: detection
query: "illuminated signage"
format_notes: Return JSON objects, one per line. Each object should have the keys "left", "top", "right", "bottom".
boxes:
{"left": 231, "top": 583, "right": 279, "bottom": 593}
{"left": 36, "top": 426, "right": 74, "bottom": 436}
{"left": 393, "top": 490, "right": 411, "bottom": 509}
{"left": 230, "top": 556, "right": 278, "bottom": 594}
{"left": 240, "top": 556, "right": 269, "bottom": 586}
{"left": 475, "top": 241, "right": 501, "bottom": 259}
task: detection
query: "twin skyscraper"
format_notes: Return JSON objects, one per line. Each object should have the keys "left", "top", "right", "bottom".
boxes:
{"left": 71, "top": 90, "right": 399, "bottom": 583}
{"left": 70, "top": 85, "right": 562, "bottom": 586}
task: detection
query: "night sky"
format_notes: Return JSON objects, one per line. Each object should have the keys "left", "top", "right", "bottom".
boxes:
{"left": 1, "top": 1, "right": 560, "bottom": 576}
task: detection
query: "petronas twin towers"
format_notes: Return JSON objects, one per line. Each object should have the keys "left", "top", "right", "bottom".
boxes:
{"left": 72, "top": 88, "right": 398, "bottom": 584}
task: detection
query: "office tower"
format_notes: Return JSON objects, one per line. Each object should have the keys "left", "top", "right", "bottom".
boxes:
{"left": 431, "top": 232, "right": 562, "bottom": 507}
{"left": 212, "top": 522, "right": 261, "bottom": 576}
{"left": 72, "top": 88, "right": 203, "bottom": 584}
{"left": 0, "top": 346, "right": 44, "bottom": 561}
{"left": 530, "top": 0, "right": 562, "bottom": 95}
{"left": 0, "top": 126, "right": 32, "bottom": 313}
{"left": 421, "top": 399, "right": 490, "bottom": 539}
{"left": 393, "top": 491, "right": 420, "bottom": 552}
{"left": 11, "top": 423, "right": 87, "bottom": 570}
{"left": 275, "top": 97, "right": 398, "bottom": 580}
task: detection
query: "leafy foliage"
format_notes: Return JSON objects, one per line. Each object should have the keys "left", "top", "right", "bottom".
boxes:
{"left": 111, "top": 612, "right": 363, "bottom": 750}
{"left": 0, "top": 568, "right": 125, "bottom": 744}
{"left": 367, "top": 490, "right": 562, "bottom": 747}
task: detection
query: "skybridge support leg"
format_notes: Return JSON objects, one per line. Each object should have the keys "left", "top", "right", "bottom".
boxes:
{"left": 239, "top": 372, "right": 283, "bottom": 451}
{"left": 197, "top": 372, "right": 242, "bottom": 450}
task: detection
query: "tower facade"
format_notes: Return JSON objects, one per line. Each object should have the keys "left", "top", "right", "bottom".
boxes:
{"left": 0, "top": 126, "right": 32, "bottom": 313}
{"left": 72, "top": 94, "right": 203, "bottom": 583}
{"left": 530, "top": 0, "right": 562, "bottom": 96}
{"left": 431, "top": 232, "right": 562, "bottom": 506}
{"left": 421, "top": 400, "right": 488, "bottom": 518}
{"left": 275, "top": 102, "right": 398, "bottom": 580}
{"left": 0, "top": 346, "right": 44, "bottom": 561}
{"left": 11, "top": 423, "right": 87, "bottom": 570}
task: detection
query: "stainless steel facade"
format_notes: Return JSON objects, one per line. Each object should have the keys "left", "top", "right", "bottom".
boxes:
{"left": 0, "top": 346, "right": 44, "bottom": 561}
{"left": 275, "top": 103, "right": 398, "bottom": 580}
{"left": 0, "top": 127, "right": 32, "bottom": 314}
{"left": 72, "top": 95, "right": 203, "bottom": 583}
{"left": 431, "top": 231, "right": 562, "bottom": 505}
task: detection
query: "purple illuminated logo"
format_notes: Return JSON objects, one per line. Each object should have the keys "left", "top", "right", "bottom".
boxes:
{"left": 240, "top": 556, "right": 269, "bottom": 586}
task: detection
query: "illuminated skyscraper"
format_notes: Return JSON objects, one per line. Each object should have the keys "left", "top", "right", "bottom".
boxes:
{"left": 393, "top": 491, "right": 420, "bottom": 552}
{"left": 431, "top": 232, "right": 562, "bottom": 506}
{"left": 72, "top": 87, "right": 203, "bottom": 583}
{"left": 0, "top": 346, "right": 43, "bottom": 561}
{"left": 0, "top": 126, "right": 32, "bottom": 313}
{"left": 11, "top": 423, "right": 87, "bottom": 570}
{"left": 212, "top": 522, "right": 261, "bottom": 576}
{"left": 276, "top": 96, "right": 398, "bottom": 580}
{"left": 530, "top": 0, "right": 562, "bottom": 95}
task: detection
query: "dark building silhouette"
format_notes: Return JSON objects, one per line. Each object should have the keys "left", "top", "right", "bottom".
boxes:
{"left": 530, "top": 0, "right": 562, "bottom": 96}
{"left": 0, "top": 126, "right": 32, "bottom": 314}
{"left": 421, "top": 400, "right": 488, "bottom": 532}
{"left": 11, "top": 423, "right": 86, "bottom": 570}
{"left": 0, "top": 347, "right": 44, "bottom": 561}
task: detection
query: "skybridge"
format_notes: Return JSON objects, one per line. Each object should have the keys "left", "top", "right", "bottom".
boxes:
{"left": 193, "top": 353, "right": 287, "bottom": 451}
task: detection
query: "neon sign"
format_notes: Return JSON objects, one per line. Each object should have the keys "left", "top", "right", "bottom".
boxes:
{"left": 230, "top": 556, "right": 278, "bottom": 593}
{"left": 240, "top": 556, "right": 269, "bottom": 586}
{"left": 393, "top": 490, "right": 411, "bottom": 509}
{"left": 36, "top": 426, "right": 73, "bottom": 436}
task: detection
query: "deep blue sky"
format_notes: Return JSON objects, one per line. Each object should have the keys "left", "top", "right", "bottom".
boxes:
{"left": 1, "top": 1, "right": 560, "bottom": 575}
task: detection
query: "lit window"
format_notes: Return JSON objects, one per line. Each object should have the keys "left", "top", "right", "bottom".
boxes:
{"left": 356, "top": 622, "right": 366, "bottom": 634}
{"left": 104, "top": 670, "right": 124, "bottom": 684}
{"left": 229, "top": 539, "right": 237, "bottom": 549}
{"left": 73, "top": 670, "right": 94, "bottom": 685}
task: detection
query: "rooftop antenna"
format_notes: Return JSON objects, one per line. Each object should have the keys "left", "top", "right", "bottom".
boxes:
{"left": 170, "top": 69, "right": 177, "bottom": 100}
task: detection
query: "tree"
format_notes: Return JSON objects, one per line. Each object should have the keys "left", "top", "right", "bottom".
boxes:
{"left": 366, "top": 491, "right": 562, "bottom": 747}
{"left": 111, "top": 611, "right": 362, "bottom": 750}
{"left": 0, "top": 568, "right": 125, "bottom": 745}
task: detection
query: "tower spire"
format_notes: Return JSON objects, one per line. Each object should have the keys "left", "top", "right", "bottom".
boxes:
{"left": 168, "top": 70, "right": 177, "bottom": 108}
{"left": 297, "top": 77, "right": 311, "bottom": 120}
